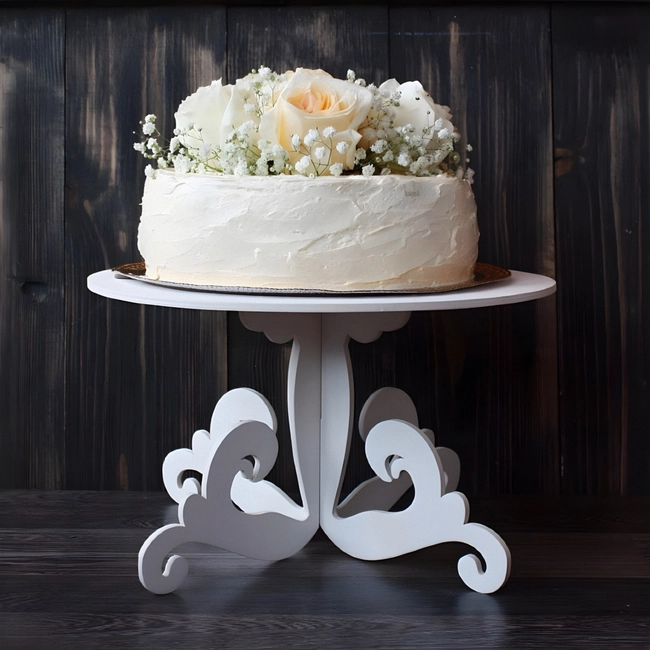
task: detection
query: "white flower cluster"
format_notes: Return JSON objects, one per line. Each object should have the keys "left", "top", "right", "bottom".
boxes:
{"left": 354, "top": 78, "right": 466, "bottom": 178}
{"left": 291, "top": 126, "right": 352, "bottom": 177}
{"left": 134, "top": 67, "right": 472, "bottom": 181}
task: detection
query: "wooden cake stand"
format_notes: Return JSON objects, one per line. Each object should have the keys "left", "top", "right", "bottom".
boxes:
{"left": 88, "top": 269, "right": 556, "bottom": 595}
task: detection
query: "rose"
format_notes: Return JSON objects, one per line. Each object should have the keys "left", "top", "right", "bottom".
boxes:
{"left": 175, "top": 71, "right": 295, "bottom": 159}
{"left": 359, "top": 79, "right": 455, "bottom": 152}
{"left": 384, "top": 79, "right": 454, "bottom": 149}
{"left": 259, "top": 68, "right": 373, "bottom": 174}
{"left": 175, "top": 79, "right": 253, "bottom": 156}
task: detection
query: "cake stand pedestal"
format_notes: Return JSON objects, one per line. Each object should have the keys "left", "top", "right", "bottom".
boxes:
{"left": 87, "top": 269, "right": 556, "bottom": 595}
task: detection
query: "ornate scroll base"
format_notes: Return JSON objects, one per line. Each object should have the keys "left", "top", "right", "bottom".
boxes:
{"left": 138, "top": 312, "right": 511, "bottom": 595}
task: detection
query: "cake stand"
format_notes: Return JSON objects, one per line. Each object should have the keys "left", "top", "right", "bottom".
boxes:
{"left": 87, "top": 269, "right": 556, "bottom": 595}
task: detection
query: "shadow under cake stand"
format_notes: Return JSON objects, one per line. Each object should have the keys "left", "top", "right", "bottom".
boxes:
{"left": 87, "top": 269, "right": 556, "bottom": 595}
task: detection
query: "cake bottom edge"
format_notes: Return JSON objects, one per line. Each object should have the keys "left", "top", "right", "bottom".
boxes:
{"left": 113, "top": 262, "right": 510, "bottom": 295}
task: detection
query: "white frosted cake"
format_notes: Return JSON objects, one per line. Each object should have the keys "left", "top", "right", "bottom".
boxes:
{"left": 138, "top": 171, "right": 478, "bottom": 291}
{"left": 134, "top": 66, "right": 479, "bottom": 292}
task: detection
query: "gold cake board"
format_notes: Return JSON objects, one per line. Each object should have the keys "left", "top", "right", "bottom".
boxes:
{"left": 113, "top": 261, "right": 511, "bottom": 296}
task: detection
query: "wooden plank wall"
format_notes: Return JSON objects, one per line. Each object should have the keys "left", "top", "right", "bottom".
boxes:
{"left": 0, "top": 3, "right": 648, "bottom": 496}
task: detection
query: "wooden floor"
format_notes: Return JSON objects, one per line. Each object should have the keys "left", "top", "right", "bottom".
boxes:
{"left": 1, "top": 491, "right": 650, "bottom": 649}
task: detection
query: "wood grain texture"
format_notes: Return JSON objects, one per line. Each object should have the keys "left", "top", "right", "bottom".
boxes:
{"left": 3, "top": 489, "right": 650, "bottom": 532}
{"left": 225, "top": 5, "right": 391, "bottom": 498}
{"left": 0, "top": 3, "right": 648, "bottom": 497}
{"left": 2, "top": 491, "right": 650, "bottom": 649}
{"left": 0, "top": 11, "right": 65, "bottom": 489}
{"left": 552, "top": 5, "right": 650, "bottom": 495}
{"left": 64, "top": 8, "right": 228, "bottom": 489}
{"left": 389, "top": 6, "right": 559, "bottom": 495}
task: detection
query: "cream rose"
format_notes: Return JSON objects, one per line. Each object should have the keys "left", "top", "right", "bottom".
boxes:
{"left": 381, "top": 79, "right": 455, "bottom": 149}
{"left": 175, "top": 79, "right": 255, "bottom": 155}
{"left": 259, "top": 68, "right": 373, "bottom": 174}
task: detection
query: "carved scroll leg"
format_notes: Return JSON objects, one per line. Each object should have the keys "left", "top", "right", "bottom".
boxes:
{"left": 432, "top": 491, "right": 511, "bottom": 594}
{"left": 338, "top": 387, "right": 460, "bottom": 517}
{"left": 162, "top": 388, "right": 276, "bottom": 505}
{"left": 138, "top": 523, "right": 193, "bottom": 595}
{"left": 140, "top": 312, "right": 323, "bottom": 594}
{"left": 454, "top": 521, "right": 511, "bottom": 594}
{"left": 319, "top": 310, "right": 511, "bottom": 593}
{"left": 140, "top": 417, "right": 316, "bottom": 594}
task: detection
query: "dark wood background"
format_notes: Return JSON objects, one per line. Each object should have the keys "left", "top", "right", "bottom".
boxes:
{"left": 0, "top": 2, "right": 648, "bottom": 496}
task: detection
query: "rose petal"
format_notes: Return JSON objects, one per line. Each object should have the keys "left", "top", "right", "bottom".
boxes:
{"left": 175, "top": 79, "right": 232, "bottom": 153}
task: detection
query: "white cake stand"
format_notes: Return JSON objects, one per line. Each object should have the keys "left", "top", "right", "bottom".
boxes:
{"left": 88, "top": 269, "right": 556, "bottom": 595}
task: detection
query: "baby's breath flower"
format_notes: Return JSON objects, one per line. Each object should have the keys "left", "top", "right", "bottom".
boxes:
{"left": 144, "top": 164, "right": 156, "bottom": 178}
{"left": 244, "top": 103, "right": 257, "bottom": 114}
{"left": 361, "top": 164, "right": 375, "bottom": 177}
{"left": 397, "top": 152, "right": 411, "bottom": 167}
{"left": 437, "top": 128, "right": 450, "bottom": 140}
{"left": 169, "top": 137, "right": 180, "bottom": 152}
{"left": 409, "top": 160, "right": 422, "bottom": 175}
{"left": 271, "top": 144, "right": 285, "bottom": 158}
{"left": 144, "top": 114, "right": 156, "bottom": 123}
{"left": 314, "top": 146, "right": 326, "bottom": 161}
{"left": 146, "top": 137, "right": 157, "bottom": 149}
{"left": 336, "top": 141, "right": 350, "bottom": 154}
{"left": 354, "top": 148, "right": 367, "bottom": 163}
{"left": 329, "top": 162, "right": 343, "bottom": 176}
{"left": 295, "top": 156, "right": 311, "bottom": 173}
{"left": 466, "top": 144, "right": 473, "bottom": 152}
{"left": 133, "top": 142, "right": 145, "bottom": 152}
{"left": 142, "top": 122, "right": 156, "bottom": 136}
{"left": 346, "top": 69, "right": 356, "bottom": 82}
{"left": 237, "top": 120, "right": 255, "bottom": 136}
{"left": 370, "top": 139, "right": 387, "bottom": 154}
{"left": 304, "top": 129, "right": 319, "bottom": 147}
{"left": 291, "top": 134, "right": 301, "bottom": 149}
{"left": 173, "top": 155, "right": 192, "bottom": 174}
{"left": 323, "top": 126, "right": 336, "bottom": 138}
{"left": 233, "top": 160, "right": 249, "bottom": 176}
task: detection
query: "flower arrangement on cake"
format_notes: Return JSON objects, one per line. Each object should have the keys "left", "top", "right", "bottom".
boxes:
{"left": 134, "top": 66, "right": 473, "bottom": 181}
{"left": 132, "top": 66, "right": 488, "bottom": 293}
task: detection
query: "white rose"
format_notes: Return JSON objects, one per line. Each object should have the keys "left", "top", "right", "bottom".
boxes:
{"left": 381, "top": 79, "right": 455, "bottom": 149}
{"left": 259, "top": 68, "right": 373, "bottom": 173}
{"left": 174, "top": 79, "right": 254, "bottom": 156}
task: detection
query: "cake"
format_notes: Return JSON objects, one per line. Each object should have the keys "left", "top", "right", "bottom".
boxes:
{"left": 135, "top": 66, "right": 479, "bottom": 291}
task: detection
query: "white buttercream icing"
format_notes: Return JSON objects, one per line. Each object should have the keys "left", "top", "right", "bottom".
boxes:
{"left": 137, "top": 171, "right": 479, "bottom": 291}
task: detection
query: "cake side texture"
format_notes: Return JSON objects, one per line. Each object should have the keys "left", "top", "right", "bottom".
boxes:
{"left": 137, "top": 171, "right": 479, "bottom": 291}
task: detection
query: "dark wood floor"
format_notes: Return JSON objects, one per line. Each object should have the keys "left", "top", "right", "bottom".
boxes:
{"left": 1, "top": 491, "right": 650, "bottom": 649}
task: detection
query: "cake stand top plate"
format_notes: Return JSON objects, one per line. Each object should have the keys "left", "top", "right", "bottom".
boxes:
{"left": 87, "top": 269, "right": 556, "bottom": 313}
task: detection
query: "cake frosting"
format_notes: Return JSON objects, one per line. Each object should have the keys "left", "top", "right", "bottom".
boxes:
{"left": 138, "top": 171, "right": 479, "bottom": 291}
{"left": 135, "top": 67, "right": 481, "bottom": 292}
